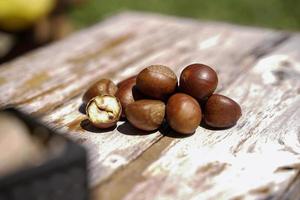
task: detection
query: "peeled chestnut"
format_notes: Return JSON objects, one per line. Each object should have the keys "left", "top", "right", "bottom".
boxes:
{"left": 83, "top": 79, "right": 118, "bottom": 104}
{"left": 180, "top": 63, "right": 218, "bottom": 101}
{"left": 125, "top": 100, "right": 165, "bottom": 131}
{"left": 204, "top": 94, "right": 242, "bottom": 128}
{"left": 115, "top": 76, "right": 144, "bottom": 117}
{"left": 166, "top": 93, "right": 202, "bottom": 134}
{"left": 136, "top": 65, "right": 177, "bottom": 100}
{"left": 86, "top": 95, "right": 121, "bottom": 128}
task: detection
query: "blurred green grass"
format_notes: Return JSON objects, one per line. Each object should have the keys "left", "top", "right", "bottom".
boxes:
{"left": 69, "top": 0, "right": 300, "bottom": 31}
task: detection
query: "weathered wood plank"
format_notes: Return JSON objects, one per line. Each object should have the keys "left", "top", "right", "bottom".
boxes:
{"left": 0, "top": 13, "right": 187, "bottom": 113}
{"left": 119, "top": 35, "right": 300, "bottom": 200}
{"left": 37, "top": 14, "right": 287, "bottom": 187}
{"left": 0, "top": 12, "right": 295, "bottom": 197}
{"left": 0, "top": 12, "right": 287, "bottom": 114}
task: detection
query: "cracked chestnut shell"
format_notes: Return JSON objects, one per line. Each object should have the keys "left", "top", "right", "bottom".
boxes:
{"left": 166, "top": 93, "right": 202, "bottom": 134}
{"left": 204, "top": 94, "right": 242, "bottom": 128}
{"left": 136, "top": 65, "right": 177, "bottom": 100}
{"left": 180, "top": 63, "right": 218, "bottom": 101}
{"left": 125, "top": 100, "right": 165, "bottom": 131}
{"left": 115, "top": 76, "right": 144, "bottom": 118}
{"left": 86, "top": 95, "right": 121, "bottom": 128}
{"left": 83, "top": 79, "right": 118, "bottom": 104}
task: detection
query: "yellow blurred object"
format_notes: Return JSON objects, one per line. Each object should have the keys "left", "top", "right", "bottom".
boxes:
{"left": 0, "top": 0, "right": 55, "bottom": 31}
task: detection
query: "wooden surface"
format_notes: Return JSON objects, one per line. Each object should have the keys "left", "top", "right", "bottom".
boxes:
{"left": 0, "top": 12, "right": 299, "bottom": 200}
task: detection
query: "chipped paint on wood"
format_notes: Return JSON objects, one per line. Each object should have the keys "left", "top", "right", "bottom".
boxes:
{"left": 0, "top": 12, "right": 299, "bottom": 200}
{"left": 93, "top": 136, "right": 174, "bottom": 200}
{"left": 122, "top": 35, "right": 300, "bottom": 200}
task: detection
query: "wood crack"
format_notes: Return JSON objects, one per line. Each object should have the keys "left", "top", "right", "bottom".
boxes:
{"left": 225, "top": 33, "right": 291, "bottom": 89}
{"left": 1, "top": 12, "right": 298, "bottom": 200}
{"left": 92, "top": 136, "right": 172, "bottom": 200}
{"left": 91, "top": 31, "right": 292, "bottom": 200}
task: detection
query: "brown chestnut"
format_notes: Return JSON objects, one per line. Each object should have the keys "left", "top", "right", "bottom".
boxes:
{"left": 83, "top": 79, "right": 118, "bottom": 104}
{"left": 125, "top": 100, "right": 165, "bottom": 131}
{"left": 136, "top": 65, "right": 177, "bottom": 100}
{"left": 86, "top": 95, "right": 121, "bottom": 128}
{"left": 115, "top": 76, "right": 144, "bottom": 117}
{"left": 166, "top": 93, "right": 202, "bottom": 134}
{"left": 180, "top": 63, "right": 218, "bottom": 101}
{"left": 204, "top": 94, "right": 242, "bottom": 128}
{"left": 117, "top": 75, "right": 137, "bottom": 88}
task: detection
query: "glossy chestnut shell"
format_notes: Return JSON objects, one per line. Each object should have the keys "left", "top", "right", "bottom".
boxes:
{"left": 125, "top": 100, "right": 165, "bottom": 131}
{"left": 204, "top": 94, "right": 242, "bottom": 128}
{"left": 83, "top": 79, "right": 117, "bottom": 104}
{"left": 180, "top": 63, "right": 218, "bottom": 101}
{"left": 166, "top": 93, "right": 202, "bottom": 134}
{"left": 136, "top": 65, "right": 177, "bottom": 100}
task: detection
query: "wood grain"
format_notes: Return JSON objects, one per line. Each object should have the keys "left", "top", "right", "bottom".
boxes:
{"left": 120, "top": 35, "right": 300, "bottom": 200}
{"left": 39, "top": 13, "right": 286, "bottom": 186}
{"left": 0, "top": 12, "right": 298, "bottom": 199}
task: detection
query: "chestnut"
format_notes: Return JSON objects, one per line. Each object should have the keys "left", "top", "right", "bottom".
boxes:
{"left": 115, "top": 76, "right": 144, "bottom": 117}
{"left": 166, "top": 93, "right": 202, "bottom": 134}
{"left": 86, "top": 95, "right": 122, "bottom": 128}
{"left": 204, "top": 94, "right": 242, "bottom": 128}
{"left": 125, "top": 100, "right": 165, "bottom": 131}
{"left": 136, "top": 65, "right": 177, "bottom": 100}
{"left": 180, "top": 63, "right": 218, "bottom": 101}
{"left": 83, "top": 79, "right": 118, "bottom": 104}
{"left": 117, "top": 75, "right": 137, "bottom": 88}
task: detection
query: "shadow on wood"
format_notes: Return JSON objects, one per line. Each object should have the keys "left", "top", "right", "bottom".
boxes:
{"left": 117, "top": 122, "right": 156, "bottom": 136}
{"left": 80, "top": 119, "right": 116, "bottom": 133}
{"left": 159, "top": 121, "right": 195, "bottom": 138}
{"left": 200, "top": 120, "right": 236, "bottom": 131}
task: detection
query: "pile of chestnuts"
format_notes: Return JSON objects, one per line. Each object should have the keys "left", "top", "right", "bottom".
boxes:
{"left": 82, "top": 63, "right": 242, "bottom": 135}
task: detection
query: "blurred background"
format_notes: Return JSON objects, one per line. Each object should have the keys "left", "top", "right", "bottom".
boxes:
{"left": 0, "top": 0, "right": 299, "bottom": 64}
